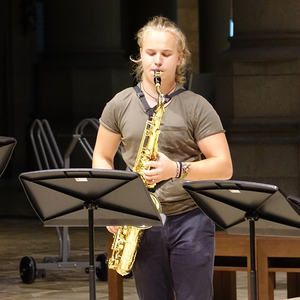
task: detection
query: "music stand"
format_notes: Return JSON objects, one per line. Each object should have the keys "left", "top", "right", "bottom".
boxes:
{"left": 19, "top": 168, "right": 163, "bottom": 300}
{"left": 183, "top": 180, "right": 300, "bottom": 300}
{"left": 0, "top": 136, "right": 17, "bottom": 177}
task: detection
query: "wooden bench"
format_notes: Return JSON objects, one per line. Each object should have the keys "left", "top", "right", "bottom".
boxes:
{"left": 106, "top": 231, "right": 252, "bottom": 300}
{"left": 256, "top": 236, "right": 300, "bottom": 300}
{"left": 214, "top": 231, "right": 251, "bottom": 300}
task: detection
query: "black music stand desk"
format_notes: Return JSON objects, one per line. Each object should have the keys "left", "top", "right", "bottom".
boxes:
{"left": 183, "top": 180, "right": 300, "bottom": 300}
{"left": 19, "top": 168, "right": 163, "bottom": 300}
{"left": 0, "top": 136, "right": 17, "bottom": 177}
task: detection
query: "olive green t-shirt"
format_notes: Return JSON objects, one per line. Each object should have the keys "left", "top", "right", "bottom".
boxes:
{"left": 100, "top": 85, "right": 224, "bottom": 216}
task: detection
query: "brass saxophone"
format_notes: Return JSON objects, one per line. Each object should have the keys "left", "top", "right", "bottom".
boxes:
{"left": 108, "top": 71, "right": 165, "bottom": 276}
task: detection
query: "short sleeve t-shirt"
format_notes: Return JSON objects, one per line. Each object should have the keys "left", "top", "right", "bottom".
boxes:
{"left": 100, "top": 85, "right": 224, "bottom": 215}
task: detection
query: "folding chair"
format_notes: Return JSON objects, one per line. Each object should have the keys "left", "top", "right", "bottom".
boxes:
{"left": 19, "top": 118, "right": 107, "bottom": 283}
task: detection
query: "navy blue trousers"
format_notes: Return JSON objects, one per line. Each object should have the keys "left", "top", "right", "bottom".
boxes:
{"left": 133, "top": 208, "right": 215, "bottom": 300}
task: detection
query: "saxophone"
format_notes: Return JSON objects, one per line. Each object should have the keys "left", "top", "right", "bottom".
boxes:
{"left": 108, "top": 71, "right": 165, "bottom": 276}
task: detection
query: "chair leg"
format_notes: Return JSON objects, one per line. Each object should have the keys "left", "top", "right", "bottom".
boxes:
{"left": 213, "top": 271, "right": 237, "bottom": 300}
{"left": 107, "top": 233, "right": 123, "bottom": 300}
{"left": 287, "top": 273, "right": 300, "bottom": 298}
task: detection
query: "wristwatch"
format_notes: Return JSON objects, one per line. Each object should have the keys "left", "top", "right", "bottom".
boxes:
{"left": 180, "top": 162, "right": 191, "bottom": 179}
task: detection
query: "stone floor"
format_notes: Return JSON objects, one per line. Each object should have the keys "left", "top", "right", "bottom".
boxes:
{"left": 0, "top": 217, "right": 292, "bottom": 299}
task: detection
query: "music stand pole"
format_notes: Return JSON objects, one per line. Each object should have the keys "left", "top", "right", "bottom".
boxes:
{"left": 87, "top": 204, "right": 96, "bottom": 300}
{"left": 249, "top": 218, "right": 257, "bottom": 300}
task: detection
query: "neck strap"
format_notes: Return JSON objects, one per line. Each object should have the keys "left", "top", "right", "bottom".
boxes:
{"left": 133, "top": 85, "right": 186, "bottom": 118}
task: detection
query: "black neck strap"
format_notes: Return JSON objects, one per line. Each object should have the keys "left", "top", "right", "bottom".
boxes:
{"left": 133, "top": 85, "right": 186, "bottom": 118}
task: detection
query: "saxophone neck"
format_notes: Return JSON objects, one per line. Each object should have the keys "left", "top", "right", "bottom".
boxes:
{"left": 156, "top": 95, "right": 164, "bottom": 107}
{"left": 154, "top": 71, "right": 165, "bottom": 105}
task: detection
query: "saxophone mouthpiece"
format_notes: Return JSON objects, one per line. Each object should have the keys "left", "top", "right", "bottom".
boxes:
{"left": 154, "top": 71, "right": 162, "bottom": 86}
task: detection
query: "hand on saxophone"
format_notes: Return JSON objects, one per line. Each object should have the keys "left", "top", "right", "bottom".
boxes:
{"left": 107, "top": 226, "right": 119, "bottom": 234}
{"left": 144, "top": 152, "right": 177, "bottom": 184}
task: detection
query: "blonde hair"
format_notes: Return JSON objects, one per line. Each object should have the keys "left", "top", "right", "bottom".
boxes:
{"left": 131, "top": 16, "right": 191, "bottom": 85}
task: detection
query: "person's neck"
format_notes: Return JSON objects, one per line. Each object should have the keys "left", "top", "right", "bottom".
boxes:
{"left": 141, "top": 80, "right": 176, "bottom": 99}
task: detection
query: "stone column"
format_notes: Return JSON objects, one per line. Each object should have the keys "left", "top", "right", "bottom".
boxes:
{"left": 177, "top": 0, "right": 200, "bottom": 74}
{"left": 216, "top": 0, "right": 300, "bottom": 195}
{"left": 38, "top": 0, "right": 132, "bottom": 133}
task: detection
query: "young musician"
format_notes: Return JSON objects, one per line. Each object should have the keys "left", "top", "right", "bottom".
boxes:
{"left": 93, "top": 16, "right": 233, "bottom": 300}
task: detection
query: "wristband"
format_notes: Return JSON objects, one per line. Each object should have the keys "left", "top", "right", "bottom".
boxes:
{"left": 175, "top": 161, "right": 182, "bottom": 178}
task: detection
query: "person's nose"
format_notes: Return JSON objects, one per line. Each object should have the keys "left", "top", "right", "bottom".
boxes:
{"left": 154, "top": 53, "right": 162, "bottom": 66}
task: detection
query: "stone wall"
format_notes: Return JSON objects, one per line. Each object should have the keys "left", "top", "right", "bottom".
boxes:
{"left": 216, "top": 0, "right": 300, "bottom": 196}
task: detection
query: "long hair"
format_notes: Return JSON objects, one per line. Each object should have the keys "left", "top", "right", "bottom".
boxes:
{"left": 131, "top": 16, "right": 191, "bottom": 85}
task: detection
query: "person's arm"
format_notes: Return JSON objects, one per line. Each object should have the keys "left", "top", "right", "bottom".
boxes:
{"left": 143, "top": 132, "right": 233, "bottom": 183}
{"left": 93, "top": 124, "right": 122, "bottom": 234}
{"left": 182, "top": 132, "right": 233, "bottom": 180}
{"left": 92, "top": 124, "right": 121, "bottom": 170}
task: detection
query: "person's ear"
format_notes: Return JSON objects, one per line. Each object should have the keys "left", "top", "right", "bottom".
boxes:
{"left": 177, "top": 52, "right": 183, "bottom": 65}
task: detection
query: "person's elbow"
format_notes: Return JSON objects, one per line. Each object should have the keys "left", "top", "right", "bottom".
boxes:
{"left": 92, "top": 153, "right": 114, "bottom": 169}
{"left": 222, "top": 158, "right": 233, "bottom": 180}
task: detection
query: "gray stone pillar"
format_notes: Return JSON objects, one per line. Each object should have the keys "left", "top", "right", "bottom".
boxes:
{"left": 216, "top": 0, "right": 300, "bottom": 195}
